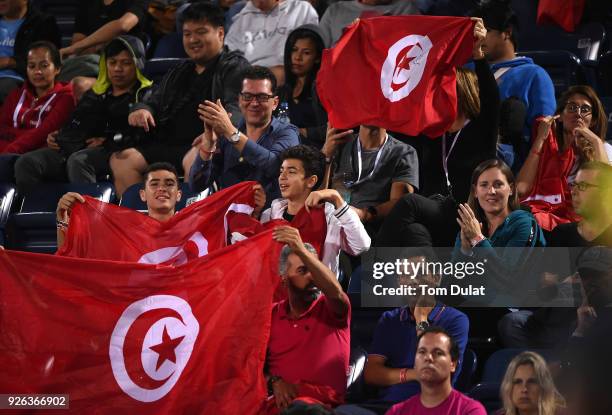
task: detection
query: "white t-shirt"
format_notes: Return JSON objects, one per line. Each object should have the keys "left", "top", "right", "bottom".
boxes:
{"left": 225, "top": 0, "right": 318, "bottom": 67}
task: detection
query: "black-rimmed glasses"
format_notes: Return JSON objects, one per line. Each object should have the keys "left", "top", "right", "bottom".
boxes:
{"left": 239, "top": 93, "right": 275, "bottom": 103}
{"left": 569, "top": 181, "right": 599, "bottom": 191}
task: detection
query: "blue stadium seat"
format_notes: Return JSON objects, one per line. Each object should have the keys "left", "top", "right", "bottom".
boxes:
{"left": 455, "top": 348, "right": 478, "bottom": 393}
{"left": 481, "top": 348, "right": 556, "bottom": 383}
{"left": 517, "top": 15, "right": 606, "bottom": 62}
{"left": 56, "top": 16, "right": 75, "bottom": 48}
{"left": 119, "top": 182, "right": 211, "bottom": 212}
{"left": 347, "top": 264, "right": 362, "bottom": 294}
{"left": 0, "top": 183, "right": 17, "bottom": 246}
{"left": 153, "top": 32, "right": 187, "bottom": 58}
{"left": 597, "top": 52, "right": 612, "bottom": 96}
{"left": 144, "top": 58, "right": 187, "bottom": 83}
{"left": 518, "top": 50, "right": 587, "bottom": 96}
{"left": 5, "top": 183, "right": 115, "bottom": 254}
{"left": 601, "top": 96, "right": 612, "bottom": 142}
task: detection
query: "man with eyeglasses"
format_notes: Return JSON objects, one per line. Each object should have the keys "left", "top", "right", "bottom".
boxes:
{"left": 549, "top": 161, "right": 612, "bottom": 247}
{"left": 189, "top": 65, "right": 300, "bottom": 204}
{"left": 498, "top": 161, "right": 612, "bottom": 350}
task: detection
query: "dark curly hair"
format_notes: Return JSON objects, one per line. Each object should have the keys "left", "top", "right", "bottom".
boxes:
{"left": 280, "top": 145, "right": 326, "bottom": 190}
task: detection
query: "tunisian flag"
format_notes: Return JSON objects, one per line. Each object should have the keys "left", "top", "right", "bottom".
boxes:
{"left": 317, "top": 16, "right": 474, "bottom": 137}
{"left": 537, "top": 0, "right": 585, "bottom": 32}
{"left": 228, "top": 206, "right": 328, "bottom": 259}
{"left": 57, "top": 181, "right": 257, "bottom": 263}
{"left": 0, "top": 231, "right": 280, "bottom": 414}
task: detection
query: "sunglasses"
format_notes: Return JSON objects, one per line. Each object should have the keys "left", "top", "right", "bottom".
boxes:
{"left": 565, "top": 102, "right": 593, "bottom": 116}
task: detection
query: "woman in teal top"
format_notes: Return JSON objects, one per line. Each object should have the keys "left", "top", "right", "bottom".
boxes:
{"left": 453, "top": 159, "right": 545, "bottom": 286}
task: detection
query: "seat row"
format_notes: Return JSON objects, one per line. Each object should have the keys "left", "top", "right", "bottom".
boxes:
{"left": 0, "top": 181, "right": 211, "bottom": 253}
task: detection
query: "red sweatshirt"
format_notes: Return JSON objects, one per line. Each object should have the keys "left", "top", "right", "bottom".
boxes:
{"left": 0, "top": 81, "right": 75, "bottom": 154}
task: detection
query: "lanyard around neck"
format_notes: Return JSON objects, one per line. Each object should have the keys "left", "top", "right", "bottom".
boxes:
{"left": 354, "top": 134, "right": 389, "bottom": 186}
{"left": 442, "top": 129, "right": 462, "bottom": 188}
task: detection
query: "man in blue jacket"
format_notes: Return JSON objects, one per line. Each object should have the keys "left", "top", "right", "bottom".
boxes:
{"left": 190, "top": 65, "right": 300, "bottom": 204}
{"left": 474, "top": 1, "right": 556, "bottom": 169}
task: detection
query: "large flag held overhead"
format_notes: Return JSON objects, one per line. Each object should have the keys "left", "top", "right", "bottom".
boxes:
{"left": 57, "top": 181, "right": 258, "bottom": 264}
{"left": 0, "top": 231, "right": 281, "bottom": 414}
{"left": 317, "top": 16, "right": 475, "bottom": 137}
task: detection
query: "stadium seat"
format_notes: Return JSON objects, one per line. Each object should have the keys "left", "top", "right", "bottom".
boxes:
{"left": 56, "top": 16, "right": 75, "bottom": 48}
{"left": 347, "top": 264, "right": 362, "bottom": 294}
{"left": 5, "top": 183, "right": 115, "bottom": 254}
{"left": 600, "top": 96, "right": 612, "bottom": 142}
{"left": 0, "top": 183, "right": 17, "bottom": 246}
{"left": 518, "top": 50, "right": 587, "bottom": 96}
{"left": 35, "top": 0, "right": 77, "bottom": 47}
{"left": 455, "top": 348, "right": 478, "bottom": 393}
{"left": 481, "top": 348, "right": 556, "bottom": 383}
{"left": 597, "top": 52, "right": 612, "bottom": 96}
{"left": 153, "top": 32, "right": 187, "bottom": 58}
{"left": 345, "top": 345, "right": 369, "bottom": 403}
{"left": 144, "top": 58, "right": 187, "bottom": 83}
{"left": 119, "top": 182, "right": 211, "bottom": 212}
{"left": 517, "top": 16, "right": 606, "bottom": 62}
{"left": 347, "top": 345, "right": 367, "bottom": 389}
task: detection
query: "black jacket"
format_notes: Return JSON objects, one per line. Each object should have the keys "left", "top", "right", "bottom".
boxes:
{"left": 411, "top": 59, "right": 500, "bottom": 203}
{"left": 9, "top": 1, "right": 61, "bottom": 78}
{"left": 131, "top": 46, "right": 250, "bottom": 131}
{"left": 280, "top": 24, "right": 327, "bottom": 149}
{"left": 57, "top": 86, "right": 153, "bottom": 156}
{"left": 56, "top": 35, "right": 153, "bottom": 156}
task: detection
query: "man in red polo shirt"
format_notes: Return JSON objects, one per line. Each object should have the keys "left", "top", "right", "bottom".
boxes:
{"left": 267, "top": 225, "right": 351, "bottom": 412}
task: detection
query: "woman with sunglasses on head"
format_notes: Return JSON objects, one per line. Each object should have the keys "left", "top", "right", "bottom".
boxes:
{"left": 517, "top": 85, "right": 610, "bottom": 232}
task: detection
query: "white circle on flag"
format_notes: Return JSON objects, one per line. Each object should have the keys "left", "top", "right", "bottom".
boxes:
{"left": 380, "top": 35, "right": 433, "bottom": 103}
{"left": 137, "top": 232, "right": 209, "bottom": 265}
{"left": 109, "top": 295, "right": 200, "bottom": 402}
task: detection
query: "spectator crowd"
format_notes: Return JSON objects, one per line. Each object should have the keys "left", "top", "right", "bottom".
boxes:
{"left": 1, "top": 0, "right": 612, "bottom": 414}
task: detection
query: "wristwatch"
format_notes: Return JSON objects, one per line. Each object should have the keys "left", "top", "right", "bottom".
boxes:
{"left": 416, "top": 321, "right": 429, "bottom": 331}
{"left": 267, "top": 375, "right": 282, "bottom": 394}
{"left": 227, "top": 129, "right": 241, "bottom": 144}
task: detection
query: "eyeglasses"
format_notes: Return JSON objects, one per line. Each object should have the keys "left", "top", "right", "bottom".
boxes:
{"left": 569, "top": 181, "right": 599, "bottom": 191}
{"left": 239, "top": 93, "right": 275, "bottom": 103}
{"left": 565, "top": 102, "right": 593, "bottom": 116}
